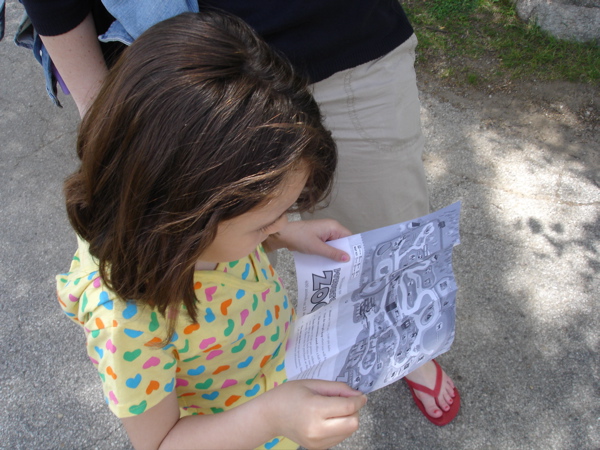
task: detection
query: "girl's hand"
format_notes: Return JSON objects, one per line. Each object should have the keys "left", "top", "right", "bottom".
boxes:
{"left": 264, "top": 379, "right": 367, "bottom": 449}
{"left": 264, "top": 219, "right": 352, "bottom": 262}
{"left": 122, "top": 379, "right": 365, "bottom": 450}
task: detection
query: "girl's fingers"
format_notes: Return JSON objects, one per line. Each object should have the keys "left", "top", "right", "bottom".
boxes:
{"left": 316, "top": 391, "right": 367, "bottom": 419}
{"left": 322, "top": 220, "right": 352, "bottom": 240}
{"left": 304, "top": 379, "right": 364, "bottom": 398}
{"left": 310, "top": 239, "right": 350, "bottom": 262}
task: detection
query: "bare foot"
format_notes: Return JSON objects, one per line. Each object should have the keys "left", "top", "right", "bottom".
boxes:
{"left": 403, "top": 360, "right": 456, "bottom": 419}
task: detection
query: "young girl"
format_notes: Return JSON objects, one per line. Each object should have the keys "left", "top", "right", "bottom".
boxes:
{"left": 57, "top": 11, "right": 368, "bottom": 450}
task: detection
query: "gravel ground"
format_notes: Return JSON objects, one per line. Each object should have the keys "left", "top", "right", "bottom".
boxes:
{"left": 1, "top": 1, "right": 598, "bottom": 448}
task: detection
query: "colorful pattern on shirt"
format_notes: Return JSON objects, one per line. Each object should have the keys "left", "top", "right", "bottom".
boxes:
{"left": 57, "top": 237, "right": 296, "bottom": 450}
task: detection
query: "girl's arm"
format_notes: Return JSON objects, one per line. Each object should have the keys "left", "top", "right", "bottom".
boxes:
{"left": 38, "top": 12, "right": 108, "bottom": 116}
{"left": 263, "top": 219, "right": 352, "bottom": 262}
{"left": 122, "top": 379, "right": 367, "bottom": 450}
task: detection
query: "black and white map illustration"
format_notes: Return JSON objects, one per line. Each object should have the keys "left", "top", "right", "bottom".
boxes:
{"left": 286, "top": 203, "right": 461, "bottom": 394}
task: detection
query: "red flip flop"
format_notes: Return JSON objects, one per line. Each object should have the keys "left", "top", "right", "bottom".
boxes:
{"left": 404, "top": 359, "right": 461, "bottom": 426}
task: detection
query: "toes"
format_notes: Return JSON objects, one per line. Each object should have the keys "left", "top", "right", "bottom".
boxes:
{"left": 442, "top": 389, "right": 454, "bottom": 406}
{"left": 433, "top": 373, "right": 455, "bottom": 413}
{"left": 442, "top": 369, "right": 456, "bottom": 390}
{"left": 436, "top": 395, "right": 451, "bottom": 412}
{"left": 417, "top": 392, "right": 444, "bottom": 418}
{"left": 442, "top": 370, "right": 456, "bottom": 398}
{"left": 407, "top": 361, "right": 459, "bottom": 419}
{"left": 446, "top": 377, "right": 456, "bottom": 393}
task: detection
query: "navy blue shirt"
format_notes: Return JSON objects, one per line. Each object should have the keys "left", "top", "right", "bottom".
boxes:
{"left": 21, "top": 0, "right": 413, "bottom": 83}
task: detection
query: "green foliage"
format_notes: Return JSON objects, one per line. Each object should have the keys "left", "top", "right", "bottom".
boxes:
{"left": 403, "top": 0, "right": 600, "bottom": 84}
{"left": 467, "top": 72, "right": 479, "bottom": 85}
{"left": 428, "top": 0, "right": 481, "bottom": 20}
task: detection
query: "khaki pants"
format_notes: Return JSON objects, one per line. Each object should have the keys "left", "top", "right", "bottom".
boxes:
{"left": 302, "top": 34, "right": 429, "bottom": 234}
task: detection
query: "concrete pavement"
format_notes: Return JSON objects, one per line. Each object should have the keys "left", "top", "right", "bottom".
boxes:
{"left": 1, "top": 1, "right": 598, "bottom": 448}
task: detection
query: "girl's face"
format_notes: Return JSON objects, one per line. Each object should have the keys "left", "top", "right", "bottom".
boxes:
{"left": 195, "top": 167, "right": 308, "bottom": 269}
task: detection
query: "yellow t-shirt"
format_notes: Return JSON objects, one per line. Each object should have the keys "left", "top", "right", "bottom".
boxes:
{"left": 57, "top": 236, "right": 297, "bottom": 449}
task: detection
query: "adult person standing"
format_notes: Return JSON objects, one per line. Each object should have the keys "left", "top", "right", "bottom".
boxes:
{"left": 19, "top": 0, "right": 460, "bottom": 427}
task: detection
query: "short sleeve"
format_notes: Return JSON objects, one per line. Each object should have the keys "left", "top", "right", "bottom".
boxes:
{"left": 21, "top": 0, "right": 91, "bottom": 36}
{"left": 86, "top": 322, "right": 178, "bottom": 417}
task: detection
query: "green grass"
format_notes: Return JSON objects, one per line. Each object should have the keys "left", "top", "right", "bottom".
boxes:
{"left": 404, "top": 0, "right": 600, "bottom": 85}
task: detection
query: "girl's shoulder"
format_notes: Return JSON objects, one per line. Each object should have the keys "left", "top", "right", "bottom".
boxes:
{"left": 56, "top": 240, "right": 293, "bottom": 418}
{"left": 56, "top": 236, "right": 156, "bottom": 330}
{"left": 56, "top": 240, "right": 282, "bottom": 329}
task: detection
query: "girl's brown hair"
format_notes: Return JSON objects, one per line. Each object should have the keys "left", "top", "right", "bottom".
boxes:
{"left": 64, "top": 11, "right": 336, "bottom": 336}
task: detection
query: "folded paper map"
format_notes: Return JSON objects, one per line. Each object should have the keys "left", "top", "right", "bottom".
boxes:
{"left": 285, "top": 202, "right": 461, "bottom": 393}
